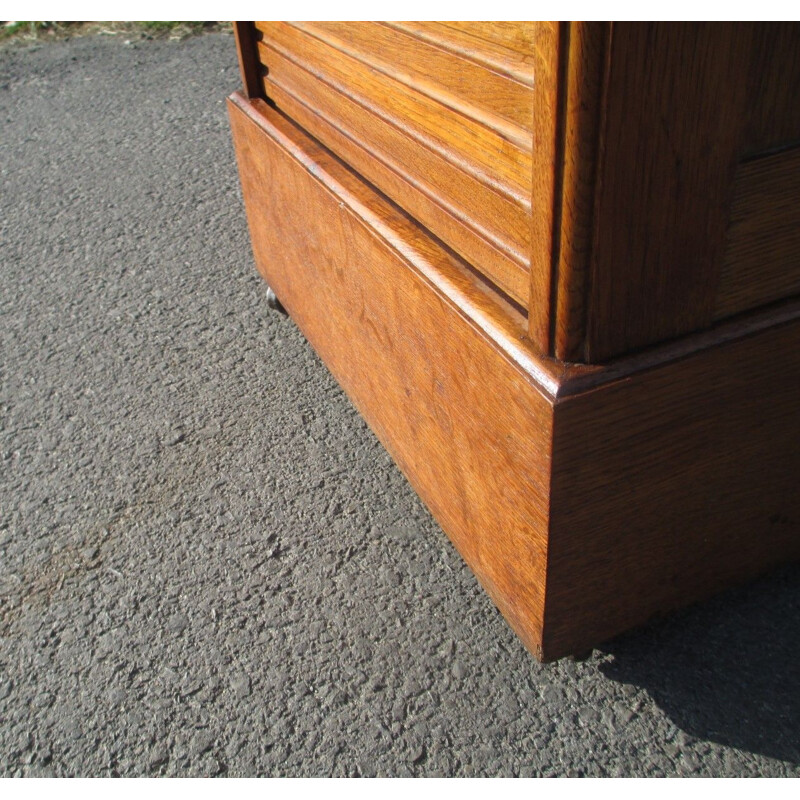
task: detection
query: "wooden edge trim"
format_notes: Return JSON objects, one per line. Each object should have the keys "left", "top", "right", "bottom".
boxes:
{"left": 228, "top": 95, "right": 800, "bottom": 404}
{"left": 557, "top": 294, "right": 800, "bottom": 399}
{"left": 552, "top": 22, "right": 612, "bottom": 363}
{"left": 233, "top": 22, "right": 264, "bottom": 100}
{"left": 527, "top": 21, "right": 562, "bottom": 353}
{"left": 229, "top": 91, "right": 563, "bottom": 399}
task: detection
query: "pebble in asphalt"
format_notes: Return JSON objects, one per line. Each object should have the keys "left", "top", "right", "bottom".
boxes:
{"left": 1, "top": 31, "right": 799, "bottom": 777}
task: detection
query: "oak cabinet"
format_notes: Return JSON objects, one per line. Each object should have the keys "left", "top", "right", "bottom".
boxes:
{"left": 230, "top": 23, "right": 800, "bottom": 660}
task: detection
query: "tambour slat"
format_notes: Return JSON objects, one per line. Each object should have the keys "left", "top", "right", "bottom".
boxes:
{"left": 296, "top": 21, "right": 534, "bottom": 136}
{"left": 254, "top": 21, "right": 533, "bottom": 305}
{"left": 256, "top": 23, "right": 531, "bottom": 200}
{"left": 384, "top": 22, "right": 536, "bottom": 86}
{"left": 256, "top": 41, "right": 530, "bottom": 259}
{"left": 439, "top": 22, "right": 540, "bottom": 56}
{"left": 263, "top": 81, "right": 531, "bottom": 303}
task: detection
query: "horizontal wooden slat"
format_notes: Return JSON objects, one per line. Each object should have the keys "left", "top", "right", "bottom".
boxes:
{"left": 254, "top": 23, "right": 533, "bottom": 304}
{"left": 440, "top": 22, "right": 540, "bottom": 55}
{"left": 256, "top": 23, "right": 531, "bottom": 200}
{"left": 256, "top": 41, "right": 530, "bottom": 252}
{"left": 264, "top": 81, "right": 531, "bottom": 304}
{"left": 715, "top": 147, "right": 800, "bottom": 319}
{"left": 295, "top": 22, "right": 534, "bottom": 136}
{"left": 385, "top": 21, "right": 536, "bottom": 85}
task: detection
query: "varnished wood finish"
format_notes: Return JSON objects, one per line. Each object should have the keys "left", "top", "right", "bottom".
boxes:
{"left": 229, "top": 93, "right": 800, "bottom": 659}
{"left": 241, "top": 22, "right": 800, "bottom": 363}
{"left": 385, "top": 22, "right": 537, "bottom": 81}
{"left": 715, "top": 146, "right": 800, "bottom": 320}
{"left": 527, "top": 21, "right": 561, "bottom": 353}
{"left": 233, "top": 22, "right": 263, "bottom": 100}
{"left": 583, "top": 23, "right": 747, "bottom": 360}
{"left": 549, "top": 22, "right": 610, "bottom": 362}
{"left": 253, "top": 21, "right": 533, "bottom": 307}
{"left": 583, "top": 22, "right": 800, "bottom": 361}
{"left": 299, "top": 22, "right": 533, "bottom": 135}
{"left": 548, "top": 321, "right": 800, "bottom": 658}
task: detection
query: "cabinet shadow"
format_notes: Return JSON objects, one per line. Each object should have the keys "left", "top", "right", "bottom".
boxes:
{"left": 598, "top": 563, "right": 800, "bottom": 765}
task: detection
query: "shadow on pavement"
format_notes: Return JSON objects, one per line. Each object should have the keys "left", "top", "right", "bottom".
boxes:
{"left": 598, "top": 563, "right": 800, "bottom": 764}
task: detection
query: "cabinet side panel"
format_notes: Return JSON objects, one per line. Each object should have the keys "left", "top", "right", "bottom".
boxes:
{"left": 546, "top": 320, "right": 800, "bottom": 659}
{"left": 228, "top": 95, "right": 554, "bottom": 656}
{"left": 586, "top": 23, "right": 748, "bottom": 361}
{"left": 584, "top": 23, "right": 800, "bottom": 361}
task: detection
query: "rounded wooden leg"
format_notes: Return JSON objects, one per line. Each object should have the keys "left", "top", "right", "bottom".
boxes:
{"left": 266, "top": 285, "right": 287, "bottom": 315}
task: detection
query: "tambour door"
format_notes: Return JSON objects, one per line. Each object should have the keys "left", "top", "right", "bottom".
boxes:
{"left": 239, "top": 21, "right": 559, "bottom": 311}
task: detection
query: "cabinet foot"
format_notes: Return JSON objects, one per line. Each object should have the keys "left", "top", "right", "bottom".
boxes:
{"left": 266, "top": 285, "right": 287, "bottom": 315}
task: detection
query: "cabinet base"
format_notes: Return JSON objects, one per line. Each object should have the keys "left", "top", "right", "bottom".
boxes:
{"left": 229, "top": 92, "right": 800, "bottom": 661}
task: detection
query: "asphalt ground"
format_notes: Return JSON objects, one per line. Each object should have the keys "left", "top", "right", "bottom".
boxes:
{"left": 1, "top": 31, "right": 799, "bottom": 778}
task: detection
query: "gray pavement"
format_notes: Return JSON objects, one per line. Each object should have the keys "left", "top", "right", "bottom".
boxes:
{"left": 1, "top": 31, "right": 799, "bottom": 778}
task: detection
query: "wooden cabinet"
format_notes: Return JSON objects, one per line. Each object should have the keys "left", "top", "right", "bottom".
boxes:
{"left": 229, "top": 22, "right": 800, "bottom": 660}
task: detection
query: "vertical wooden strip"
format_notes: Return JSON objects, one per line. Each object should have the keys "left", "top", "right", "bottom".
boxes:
{"left": 527, "top": 22, "right": 561, "bottom": 353}
{"left": 552, "top": 22, "right": 611, "bottom": 362}
{"left": 233, "top": 22, "right": 264, "bottom": 100}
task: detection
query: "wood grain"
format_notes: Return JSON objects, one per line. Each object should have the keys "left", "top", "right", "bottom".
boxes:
{"left": 737, "top": 23, "right": 800, "bottom": 153}
{"left": 255, "top": 39, "right": 529, "bottom": 248}
{"left": 526, "top": 21, "right": 561, "bottom": 353}
{"left": 438, "top": 21, "right": 540, "bottom": 55}
{"left": 242, "top": 22, "right": 800, "bottom": 362}
{"left": 715, "top": 146, "right": 800, "bottom": 320}
{"left": 582, "top": 23, "right": 747, "bottom": 360}
{"left": 296, "top": 22, "right": 533, "bottom": 136}
{"left": 229, "top": 26, "right": 800, "bottom": 658}
{"left": 582, "top": 22, "right": 800, "bottom": 361}
{"left": 229, "top": 93, "right": 554, "bottom": 656}
{"left": 255, "top": 23, "right": 531, "bottom": 198}
{"left": 254, "top": 21, "right": 532, "bottom": 306}
{"left": 229, "top": 91, "right": 800, "bottom": 661}
{"left": 551, "top": 22, "right": 611, "bottom": 362}
{"left": 233, "top": 22, "right": 263, "bottom": 100}
{"left": 548, "top": 320, "right": 800, "bottom": 659}
{"left": 262, "top": 80, "right": 530, "bottom": 307}
{"left": 385, "top": 22, "right": 536, "bottom": 84}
